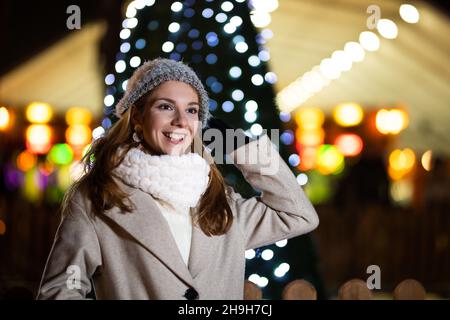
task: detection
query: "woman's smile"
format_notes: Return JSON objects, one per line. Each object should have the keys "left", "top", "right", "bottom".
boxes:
{"left": 162, "top": 131, "right": 188, "bottom": 144}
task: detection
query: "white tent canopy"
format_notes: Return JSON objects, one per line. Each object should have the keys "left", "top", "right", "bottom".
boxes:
{"left": 0, "top": 23, "right": 106, "bottom": 119}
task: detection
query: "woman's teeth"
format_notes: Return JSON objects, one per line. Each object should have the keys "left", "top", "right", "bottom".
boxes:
{"left": 163, "top": 132, "right": 185, "bottom": 143}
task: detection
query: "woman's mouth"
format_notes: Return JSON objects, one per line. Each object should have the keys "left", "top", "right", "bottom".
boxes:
{"left": 163, "top": 132, "right": 186, "bottom": 144}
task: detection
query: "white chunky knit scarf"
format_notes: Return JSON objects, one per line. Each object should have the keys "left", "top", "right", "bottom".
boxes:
{"left": 114, "top": 147, "right": 211, "bottom": 208}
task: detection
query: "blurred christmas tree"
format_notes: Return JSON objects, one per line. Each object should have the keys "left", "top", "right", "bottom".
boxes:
{"left": 104, "top": 0, "right": 324, "bottom": 299}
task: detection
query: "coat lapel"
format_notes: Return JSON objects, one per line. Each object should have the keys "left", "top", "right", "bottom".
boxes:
{"left": 187, "top": 209, "right": 221, "bottom": 279}
{"left": 104, "top": 180, "right": 195, "bottom": 287}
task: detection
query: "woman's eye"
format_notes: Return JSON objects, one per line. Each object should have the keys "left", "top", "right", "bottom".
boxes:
{"left": 158, "top": 104, "right": 173, "bottom": 110}
{"left": 188, "top": 108, "right": 199, "bottom": 114}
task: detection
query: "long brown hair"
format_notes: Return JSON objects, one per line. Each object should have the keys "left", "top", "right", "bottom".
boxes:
{"left": 62, "top": 95, "right": 233, "bottom": 236}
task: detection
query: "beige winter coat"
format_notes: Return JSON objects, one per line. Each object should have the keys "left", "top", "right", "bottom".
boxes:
{"left": 37, "top": 135, "right": 319, "bottom": 300}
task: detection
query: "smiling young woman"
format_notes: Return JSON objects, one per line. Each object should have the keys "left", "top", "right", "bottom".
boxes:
{"left": 131, "top": 81, "right": 201, "bottom": 156}
{"left": 37, "top": 58, "right": 319, "bottom": 300}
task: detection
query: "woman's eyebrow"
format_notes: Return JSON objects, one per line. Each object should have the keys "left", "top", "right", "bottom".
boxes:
{"left": 153, "top": 97, "right": 200, "bottom": 106}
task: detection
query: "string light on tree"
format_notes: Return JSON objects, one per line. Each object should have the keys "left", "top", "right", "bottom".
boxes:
{"left": 275, "top": 239, "right": 288, "bottom": 248}
{"left": 274, "top": 263, "right": 290, "bottom": 278}
{"left": 245, "top": 249, "right": 256, "bottom": 259}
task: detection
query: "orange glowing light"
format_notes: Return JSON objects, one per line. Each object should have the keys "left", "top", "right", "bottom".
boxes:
{"left": 17, "top": 150, "right": 37, "bottom": 172}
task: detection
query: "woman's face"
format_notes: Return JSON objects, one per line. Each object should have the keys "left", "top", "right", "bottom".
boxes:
{"left": 132, "top": 80, "right": 201, "bottom": 156}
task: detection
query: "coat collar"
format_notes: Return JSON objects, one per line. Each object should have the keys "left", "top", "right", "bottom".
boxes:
{"left": 102, "top": 178, "right": 221, "bottom": 288}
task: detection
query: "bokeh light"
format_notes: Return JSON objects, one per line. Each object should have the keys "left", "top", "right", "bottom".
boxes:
{"left": 66, "top": 107, "right": 92, "bottom": 126}
{"left": 390, "top": 179, "right": 413, "bottom": 206}
{"left": 333, "top": 103, "right": 363, "bottom": 127}
{"left": 298, "top": 146, "right": 317, "bottom": 171}
{"left": 421, "top": 150, "right": 432, "bottom": 172}
{"left": 359, "top": 31, "right": 380, "bottom": 52}
{"left": 376, "top": 109, "right": 409, "bottom": 134}
{"left": 48, "top": 144, "right": 74, "bottom": 166}
{"left": 0, "top": 106, "right": 11, "bottom": 130}
{"left": 377, "top": 19, "right": 398, "bottom": 39}
{"left": 26, "top": 102, "right": 53, "bottom": 124}
{"left": 304, "top": 170, "right": 332, "bottom": 204}
{"left": 296, "top": 128, "right": 325, "bottom": 147}
{"left": 334, "top": 133, "right": 364, "bottom": 157}
{"left": 317, "top": 144, "right": 345, "bottom": 175}
{"left": 25, "top": 124, "right": 53, "bottom": 154}
{"left": 66, "top": 125, "right": 92, "bottom": 147}
{"left": 17, "top": 150, "right": 37, "bottom": 172}
{"left": 388, "top": 148, "right": 416, "bottom": 180}
{"left": 400, "top": 4, "right": 420, "bottom": 24}
{"left": 294, "top": 108, "right": 325, "bottom": 130}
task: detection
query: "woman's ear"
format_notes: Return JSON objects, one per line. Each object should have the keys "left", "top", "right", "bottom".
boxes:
{"left": 130, "top": 105, "right": 142, "bottom": 127}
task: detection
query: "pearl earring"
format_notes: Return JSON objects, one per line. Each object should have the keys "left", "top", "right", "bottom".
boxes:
{"left": 133, "top": 125, "right": 142, "bottom": 143}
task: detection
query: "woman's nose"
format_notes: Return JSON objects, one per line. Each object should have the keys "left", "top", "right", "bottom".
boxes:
{"left": 172, "top": 109, "right": 188, "bottom": 127}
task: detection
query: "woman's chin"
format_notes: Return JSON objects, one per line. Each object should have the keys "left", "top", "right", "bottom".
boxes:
{"left": 157, "top": 135, "right": 192, "bottom": 156}
{"left": 161, "top": 145, "right": 188, "bottom": 156}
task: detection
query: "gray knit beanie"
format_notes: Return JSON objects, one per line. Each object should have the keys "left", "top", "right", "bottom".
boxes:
{"left": 115, "top": 58, "right": 210, "bottom": 127}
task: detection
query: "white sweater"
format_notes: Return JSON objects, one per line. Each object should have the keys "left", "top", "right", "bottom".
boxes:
{"left": 154, "top": 200, "right": 192, "bottom": 266}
